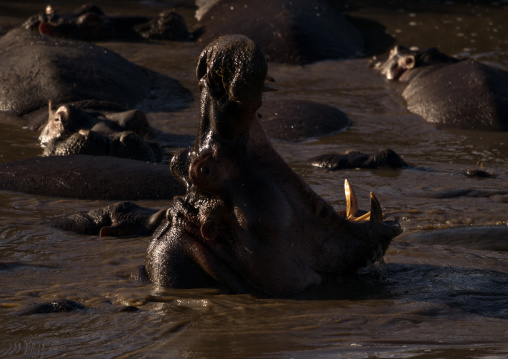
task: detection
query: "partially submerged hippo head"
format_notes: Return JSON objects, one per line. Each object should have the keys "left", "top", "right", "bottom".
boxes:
{"left": 371, "top": 45, "right": 458, "bottom": 81}
{"left": 37, "top": 103, "right": 161, "bottom": 162}
{"left": 145, "top": 35, "right": 402, "bottom": 296}
{"left": 38, "top": 103, "right": 149, "bottom": 147}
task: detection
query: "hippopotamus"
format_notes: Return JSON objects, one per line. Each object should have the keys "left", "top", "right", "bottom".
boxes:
{"left": 141, "top": 35, "right": 402, "bottom": 296}
{"left": 372, "top": 46, "right": 508, "bottom": 131}
{"left": 309, "top": 149, "right": 407, "bottom": 170}
{"left": 48, "top": 35, "right": 401, "bottom": 296}
{"left": 0, "top": 27, "right": 191, "bottom": 130}
{"left": 38, "top": 104, "right": 164, "bottom": 162}
{"left": 195, "top": 0, "right": 365, "bottom": 64}
{"left": 22, "top": 3, "right": 192, "bottom": 41}
{"left": 0, "top": 155, "right": 184, "bottom": 200}
{"left": 259, "top": 99, "right": 351, "bottom": 142}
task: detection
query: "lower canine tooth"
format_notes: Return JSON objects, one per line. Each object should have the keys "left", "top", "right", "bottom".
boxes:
{"left": 345, "top": 179, "right": 358, "bottom": 219}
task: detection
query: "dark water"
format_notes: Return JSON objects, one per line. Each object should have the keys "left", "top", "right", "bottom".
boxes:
{"left": 0, "top": 1, "right": 507, "bottom": 358}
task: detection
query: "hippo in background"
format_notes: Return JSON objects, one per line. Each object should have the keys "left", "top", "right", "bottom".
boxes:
{"left": 309, "top": 149, "right": 408, "bottom": 171}
{"left": 195, "top": 0, "right": 365, "bottom": 64}
{"left": 38, "top": 104, "right": 164, "bottom": 163}
{"left": 259, "top": 99, "right": 351, "bottom": 142}
{"left": 0, "top": 27, "right": 192, "bottom": 131}
{"left": 22, "top": 3, "right": 193, "bottom": 41}
{"left": 372, "top": 45, "right": 508, "bottom": 131}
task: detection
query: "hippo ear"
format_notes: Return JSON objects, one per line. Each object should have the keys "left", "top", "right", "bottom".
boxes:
{"left": 54, "top": 106, "right": 70, "bottom": 125}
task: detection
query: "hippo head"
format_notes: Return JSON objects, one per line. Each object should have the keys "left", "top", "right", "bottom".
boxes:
{"left": 146, "top": 35, "right": 402, "bottom": 296}
{"left": 372, "top": 45, "right": 459, "bottom": 82}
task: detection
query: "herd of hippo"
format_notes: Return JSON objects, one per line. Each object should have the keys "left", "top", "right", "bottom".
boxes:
{"left": 1, "top": 0, "right": 507, "bottom": 300}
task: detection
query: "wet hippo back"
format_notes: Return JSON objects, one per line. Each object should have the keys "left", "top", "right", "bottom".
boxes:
{"left": 403, "top": 59, "right": 508, "bottom": 131}
{"left": 196, "top": 0, "right": 364, "bottom": 64}
{"left": 0, "top": 28, "right": 150, "bottom": 123}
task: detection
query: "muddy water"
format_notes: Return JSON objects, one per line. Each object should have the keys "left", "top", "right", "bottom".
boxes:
{"left": 0, "top": 1, "right": 507, "bottom": 358}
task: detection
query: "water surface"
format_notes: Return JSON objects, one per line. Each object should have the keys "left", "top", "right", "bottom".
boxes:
{"left": 0, "top": 1, "right": 507, "bottom": 358}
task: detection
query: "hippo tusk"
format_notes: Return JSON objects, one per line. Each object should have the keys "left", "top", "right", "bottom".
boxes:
{"left": 369, "top": 192, "right": 383, "bottom": 223}
{"left": 345, "top": 179, "right": 358, "bottom": 219}
{"left": 344, "top": 180, "right": 383, "bottom": 223}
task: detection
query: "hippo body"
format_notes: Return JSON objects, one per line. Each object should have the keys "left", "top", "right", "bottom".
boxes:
{"left": 403, "top": 59, "right": 508, "bottom": 131}
{"left": 373, "top": 46, "right": 508, "bottom": 131}
{"left": 196, "top": 0, "right": 365, "bottom": 64}
{"left": 0, "top": 156, "right": 184, "bottom": 200}
{"left": 259, "top": 99, "right": 351, "bottom": 142}
{"left": 0, "top": 28, "right": 191, "bottom": 130}
{"left": 42, "top": 130, "right": 164, "bottom": 163}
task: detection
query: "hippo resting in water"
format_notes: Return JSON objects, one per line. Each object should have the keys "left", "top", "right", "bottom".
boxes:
{"left": 196, "top": 0, "right": 365, "bottom": 64}
{"left": 0, "top": 27, "right": 191, "bottom": 131}
{"left": 51, "top": 35, "right": 402, "bottom": 296}
{"left": 372, "top": 46, "right": 508, "bottom": 131}
{"left": 38, "top": 104, "right": 164, "bottom": 163}
{"left": 22, "top": 3, "right": 192, "bottom": 41}
{"left": 309, "top": 149, "right": 407, "bottom": 170}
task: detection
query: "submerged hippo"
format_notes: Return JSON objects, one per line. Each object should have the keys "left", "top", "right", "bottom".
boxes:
{"left": 309, "top": 149, "right": 407, "bottom": 170}
{"left": 38, "top": 104, "right": 163, "bottom": 162}
{"left": 23, "top": 3, "right": 192, "bottom": 41}
{"left": 372, "top": 46, "right": 508, "bottom": 131}
{"left": 0, "top": 27, "right": 191, "bottom": 130}
{"left": 259, "top": 99, "right": 351, "bottom": 142}
{"left": 49, "top": 35, "right": 401, "bottom": 296}
{"left": 0, "top": 155, "right": 184, "bottom": 200}
{"left": 196, "top": 0, "right": 365, "bottom": 64}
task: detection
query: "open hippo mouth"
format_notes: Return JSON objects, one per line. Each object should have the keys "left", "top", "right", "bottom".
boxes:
{"left": 145, "top": 35, "right": 402, "bottom": 296}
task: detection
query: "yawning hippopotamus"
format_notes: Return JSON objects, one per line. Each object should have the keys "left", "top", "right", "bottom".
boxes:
{"left": 372, "top": 46, "right": 508, "bottom": 131}
{"left": 22, "top": 3, "right": 192, "bottom": 41}
{"left": 143, "top": 35, "right": 402, "bottom": 296}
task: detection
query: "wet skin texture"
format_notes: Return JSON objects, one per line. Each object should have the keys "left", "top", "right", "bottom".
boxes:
{"left": 23, "top": 3, "right": 192, "bottom": 41}
{"left": 143, "top": 35, "right": 402, "bottom": 296}
{"left": 373, "top": 46, "right": 508, "bottom": 131}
